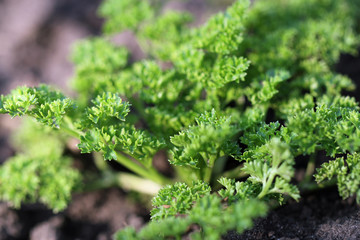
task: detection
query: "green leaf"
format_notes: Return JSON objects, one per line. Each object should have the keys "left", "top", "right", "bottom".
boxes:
{"left": 71, "top": 38, "right": 129, "bottom": 104}
{"left": 0, "top": 87, "right": 37, "bottom": 117}
{"left": 218, "top": 177, "right": 260, "bottom": 203}
{"left": 190, "top": 195, "right": 267, "bottom": 240}
{"left": 116, "top": 193, "right": 267, "bottom": 240}
{"left": 79, "top": 125, "right": 165, "bottom": 161}
{"left": 315, "top": 153, "right": 360, "bottom": 202}
{"left": 139, "top": 10, "right": 193, "bottom": 60}
{"left": 242, "top": 138, "right": 300, "bottom": 201}
{"left": 192, "top": 0, "right": 250, "bottom": 54}
{"left": 86, "top": 92, "right": 130, "bottom": 125}
{"left": 114, "top": 227, "right": 139, "bottom": 240}
{"left": 285, "top": 96, "right": 360, "bottom": 156}
{"left": 151, "top": 181, "right": 211, "bottom": 220}
{"left": 72, "top": 38, "right": 128, "bottom": 75}
{"left": 0, "top": 85, "right": 74, "bottom": 128}
{"left": 98, "top": 0, "right": 154, "bottom": 34}
{"left": 170, "top": 109, "right": 240, "bottom": 171}
{"left": 241, "top": 121, "right": 281, "bottom": 150}
{"left": 0, "top": 154, "right": 81, "bottom": 212}
{"left": 245, "top": 70, "right": 290, "bottom": 105}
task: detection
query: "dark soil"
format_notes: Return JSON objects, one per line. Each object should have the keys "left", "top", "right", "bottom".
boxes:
{"left": 0, "top": 0, "right": 359, "bottom": 240}
{"left": 0, "top": 188, "right": 145, "bottom": 240}
{"left": 229, "top": 188, "right": 360, "bottom": 240}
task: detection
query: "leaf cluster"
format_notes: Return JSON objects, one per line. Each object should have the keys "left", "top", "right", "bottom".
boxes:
{"left": 0, "top": 85, "right": 73, "bottom": 128}
{"left": 0, "top": 0, "right": 360, "bottom": 238}
{"left": 315, "top": 153, "right": 360, "bottom": 202}
{"left": 116, "top": 181, "right": 267, "bottom": 240}
{"left": 0, "top": 120, "right": 80, "bottom": 212}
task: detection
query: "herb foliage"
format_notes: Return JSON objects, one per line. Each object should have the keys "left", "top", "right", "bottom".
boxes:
{"left": 0, "top": 0, "right": 360, "bottom": 238}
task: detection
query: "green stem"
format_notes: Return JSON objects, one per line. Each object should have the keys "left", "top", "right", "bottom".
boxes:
{"left": 93, "top": 152, "right": 109, "bottom": 171}
{"left": 211, "top": 156, "right": 227, "bottom": 182}
{"left": 299, "top": 178, "right": 337, "bottom": 193}
{"left": 212, "top": 166, "right": 249, "bottom": 192}
{"left": 221, "top": 165, "right": 248, "bottom": 179}
{"left": 305, "top": 154, "right": 316, "bottom": 181}
{"left": 175, "top": 166, "right": 197, "bottom": 185}
{"left": 60, "top": 116, "right": 83, "bottom": 139}
{"left": 60, "top": 115, "right": 171, "bottom": 188}
{"left": 258, "top": 171, "right": 276, "bottom": 199}
{"left": 116, "top": 172, "right": 162, "bottom": 195}
{"left": 203, "top": 155, "right": 218, "bottom": 183}
{"left": 60, "top": 115, "right": 171, "bottom": 186}
{"left": 115, "top": 152, "right": 171, "bottom": 186}
{"left": 82, "top": 171, "right": 162, "bottom": 195}
{"left": 81, "top": 171, "right": 117, "bottom": 192}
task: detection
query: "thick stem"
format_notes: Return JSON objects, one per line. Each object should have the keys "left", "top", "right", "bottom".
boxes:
{"left": 82, "top": 171, "right": 162, "bottom": 195}
{"left": 203, "top": 155, "right": 218, "bottom": 183}
{"left": 299, "top": 178, "right": 337, "bottom": 193}
{"left": 60, "top": 116, "right": 83, "bottom": 139}
{"left": 221, "top": 165, "right": 248, "bottom": 179}
{"left": 115, "top": 152, "right": 171, "bottom": 186}
{"left": 116, "top": 172, "right": 162, "bottom": 195}
{"left": 60, "top": 115, "right": 171, "bottom": 188}
{"left": 211, "top": 156, "right": 227, "bottom": 182}
{"left": 93, "top": 152, "right": 109, "bottom": 171}
{"left": 175, "top": 166, "right": 197, "bottom": 185}
{"left": 211, "top": 166, "right": 249, "bottom": 192}
{"left": 305, "top": 154, "right": 316, "bottom": 180}
{"left": 258, "top": 171, "right": 276, "bottom": 199}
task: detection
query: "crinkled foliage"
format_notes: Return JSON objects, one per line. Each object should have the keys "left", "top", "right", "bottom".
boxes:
{"left": 116, "top": 184, "right": 267, "bottom": 240}
{"left": 315, "top": 153, "right": 360, "bottom": 202}
{"left": 0, "top": 0, "right": 360, "bottom": 238}
{"left": 0, "top": 85, "right": 73, "bottom": 128}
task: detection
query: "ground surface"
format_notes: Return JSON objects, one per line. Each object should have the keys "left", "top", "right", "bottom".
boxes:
{"left": 233, "top": 188, "right": 360, "bottom": 240}
{"left": 0, "top": 0, "right": 359, "bottom": 239}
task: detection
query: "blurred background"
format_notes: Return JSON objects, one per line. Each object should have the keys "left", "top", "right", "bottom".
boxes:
{"left": 0, "top": 0, "right": 233, "bottom": 163}
{"left": 0, "top": 0, "right": 102, "bottom": 164}
{"left": 0, "top": 0, "right": 234, "bottom": 95}
{"left": 0, "top": 0, "right": 103, "bottom": 95}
